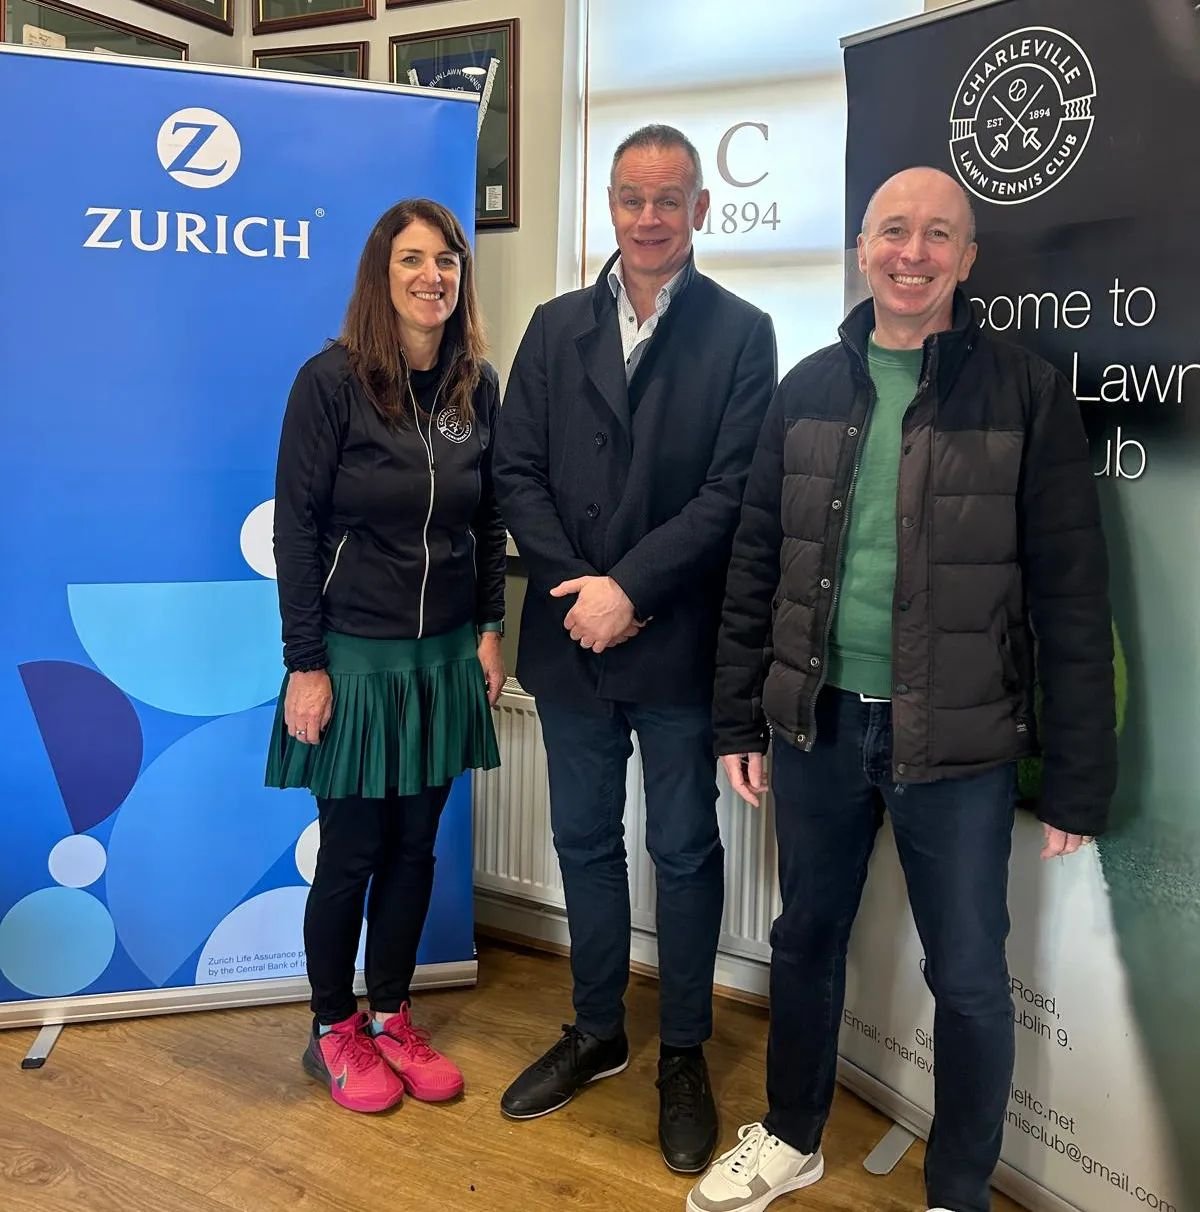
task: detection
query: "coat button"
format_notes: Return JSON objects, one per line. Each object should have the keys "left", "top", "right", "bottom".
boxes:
{"left": 895, "top": 683, "right": 910, "bottom": 695}
{"left": 896, "top": 763, "right": 908, "bottom": 776}
{"left": 809, "top": 656, "right": 821, "bottom": 668}
{"left": 820, "top": 578, "right": 832, "bottom": 590}
{"left": 796, "top": 733, "right": 806, "bottom": 745}
{"left": 898, "top": 600, "right": 910, "bottom": 611}
{"left": 847, "top": 426, "right": 859, "bottom": 437}
{"left": 594, "top": 431, "right": 607, "bottom": 447}
{"left": 901, "top": 515, "right": 914, "bottom": 528}
{"left": 831, "top": 499, "right": 843, "bottom": 511}
{"left": 586, "top": 503, "right": 600, "bottom": 519}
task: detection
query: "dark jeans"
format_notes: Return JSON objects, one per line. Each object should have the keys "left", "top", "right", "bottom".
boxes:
{"left": 764, "top": 687, "right": 1015, "bottom": 1212}
{"left": 537, "top": 700, "right": 724, "bottom": 1047}
{"left": 304, "top": 784, "right": 451, "bottom": 1024}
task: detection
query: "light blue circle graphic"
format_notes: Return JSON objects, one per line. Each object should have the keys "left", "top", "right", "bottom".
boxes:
{"left": 48, "top": 834, "right": 107, "bottom": 888}
{"left": 0, "top": 887, "right": 116, "bottom": 996}
{"left": 195, "top": 886, "right": 364, "bottom": 985}
{"left": 67, "top": 579, "right": 283, "bottom": 717}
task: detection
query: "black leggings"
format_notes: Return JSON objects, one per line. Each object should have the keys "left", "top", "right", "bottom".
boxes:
{"left": 304, "top": 784, "right": 451, "bottom": 1025}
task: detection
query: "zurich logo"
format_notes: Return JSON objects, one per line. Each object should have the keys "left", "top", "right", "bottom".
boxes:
{"left": 156, "top": 107, "right": 241, "bottom": 189}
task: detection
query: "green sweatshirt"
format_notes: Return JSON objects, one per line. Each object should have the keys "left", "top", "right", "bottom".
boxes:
{"left": 827, "top": 336, "right": 923, "bottom": 698}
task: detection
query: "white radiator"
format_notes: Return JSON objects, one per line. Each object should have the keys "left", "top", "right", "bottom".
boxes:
{"left": 472, "top": 681, "right": 780, "bottom": 994}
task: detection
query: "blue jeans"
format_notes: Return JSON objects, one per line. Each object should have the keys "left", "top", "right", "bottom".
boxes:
{"left": 537, "top": 700, "right": 724, "bottom": 1047}
{"left": 764, "top": 687, "right": 1016, "bottom": 1212}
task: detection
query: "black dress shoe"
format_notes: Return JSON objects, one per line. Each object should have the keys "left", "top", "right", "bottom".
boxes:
{"left": 500, "top": 1024, "right": 629, "bottom": 1119}
{"left": 657, "top": 1051, "right": 718, "bottom": 1172}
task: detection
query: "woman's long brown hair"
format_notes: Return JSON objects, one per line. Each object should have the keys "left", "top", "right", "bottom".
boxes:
{"left": 340, "top": 198, "right": 486, "bottom": 423}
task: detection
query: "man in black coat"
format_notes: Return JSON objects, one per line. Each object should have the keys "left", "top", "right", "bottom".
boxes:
{"left": 690, "top": 167, "right": 1115, "bottom": 1212}
{"left": 493, "top": 124, "right": 776, "bottom": 1173}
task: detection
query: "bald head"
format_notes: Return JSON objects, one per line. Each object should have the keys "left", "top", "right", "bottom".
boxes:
{"left": 861, "top": 167, "right": 976, "bottom": 244}
{"left": 855, "top": 165, "right": 979, "bottom": 347}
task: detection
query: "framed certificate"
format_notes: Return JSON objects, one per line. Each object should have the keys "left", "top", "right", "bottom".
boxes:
{"left": 254, "top": 40, "right": 368, "bottom": 79}
{"left": 251, "top": 0, "right": 373, "bottom": 37}
{"left": 135, "top": 0, "right": 232, "bottom": 35}
{"left": 3, "top": 0, "right": 188, "bottom": 58}
{"left": 390, "top": 18, "right": 520, "bottom": 230}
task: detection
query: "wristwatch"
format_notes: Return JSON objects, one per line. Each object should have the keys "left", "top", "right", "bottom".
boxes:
{"left": 479, "top": 620, "right": 505, "bottom": 637}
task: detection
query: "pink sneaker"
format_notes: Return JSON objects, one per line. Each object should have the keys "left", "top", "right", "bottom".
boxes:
{"left": 302, "top": 1011, "right": 404, "bottom": 1113}
{"left": 372, "top": 1003, "right": 464, "bottom": 1102}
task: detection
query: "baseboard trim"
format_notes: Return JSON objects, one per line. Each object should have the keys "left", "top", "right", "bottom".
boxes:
{"left": 474, "top": 890, "right": 769, "bottom": 1008}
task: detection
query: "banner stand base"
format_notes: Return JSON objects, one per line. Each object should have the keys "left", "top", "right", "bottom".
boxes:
{"left": 863, "top": 1123, "right": 916, "bottom": 1175}
{"left": 20, "top": 1023, "right": 63, "bottom": 1070}
{"left": 837, "top": 1057, "right": 1082, "bottom": 1212}
{"left": 0, "top": 959, "right": 477, "bottom": 1032}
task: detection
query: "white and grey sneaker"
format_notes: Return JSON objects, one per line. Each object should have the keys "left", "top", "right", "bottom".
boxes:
{"left": 685, "top": 1122, "right": 824, "bottom": 1212}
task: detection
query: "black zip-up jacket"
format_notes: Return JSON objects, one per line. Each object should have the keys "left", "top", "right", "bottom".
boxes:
{"left": 714, "top": 292, "right": 1116, "bottom": 836}
{"left": 272, "top": 342, "right": 505, "bottom": 672}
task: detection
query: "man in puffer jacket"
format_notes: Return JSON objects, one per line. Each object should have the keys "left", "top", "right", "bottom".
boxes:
{"left": 688, "top": 167, "right": 1115, "bottom": 1212}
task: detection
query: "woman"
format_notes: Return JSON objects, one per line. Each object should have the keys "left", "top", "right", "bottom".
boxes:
{"left": 266, "top": 198, "right": 505, "bottom": 1114}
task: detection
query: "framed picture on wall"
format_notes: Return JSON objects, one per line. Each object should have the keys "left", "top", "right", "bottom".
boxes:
{"left": 390, "top": 18, "right": 520, "bottom": 230}
{"left": 2, "top": 0, "right": 188, "bottom": 58}
{"left": 251, "top": 0, "right": 374, "bottom": 36}
{"left": 254, "top": 40, "right": 368, "bottom": 79}
{"left": 134, "top": 0, "right": 232, "bottom": 35}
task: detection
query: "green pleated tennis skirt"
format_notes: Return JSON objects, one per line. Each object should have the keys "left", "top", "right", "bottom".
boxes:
{"left": 264, "top": 624, "right": 500, "bottom": 799}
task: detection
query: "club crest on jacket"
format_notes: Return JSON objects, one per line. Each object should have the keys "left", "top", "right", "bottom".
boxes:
{"left": 437, "top": 406, "right": 472, "bottom": 443}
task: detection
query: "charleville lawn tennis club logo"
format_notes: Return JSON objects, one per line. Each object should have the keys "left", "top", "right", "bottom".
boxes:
{"left": 436, "top": 406, "right": 473, "bottom": 443}
{"left": 950, "top": 26, "right": 1096, "bottom": 206}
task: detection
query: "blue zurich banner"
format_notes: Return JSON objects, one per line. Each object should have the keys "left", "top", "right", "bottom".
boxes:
{"left": 0, "top": 48, "right": 479, "bottom": 1012}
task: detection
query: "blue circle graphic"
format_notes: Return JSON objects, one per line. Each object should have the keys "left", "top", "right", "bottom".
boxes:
{"left": 0, "top": 887, "right": 116, "bottom": 996}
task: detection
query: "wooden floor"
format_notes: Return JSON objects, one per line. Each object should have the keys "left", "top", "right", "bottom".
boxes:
{"left": 0, "top": 939, "right": 1026, "bottom": 1212}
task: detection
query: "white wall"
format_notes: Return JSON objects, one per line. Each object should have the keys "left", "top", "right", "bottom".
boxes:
{"left": 247, "top": 0, "right": 584, "bottom": 385}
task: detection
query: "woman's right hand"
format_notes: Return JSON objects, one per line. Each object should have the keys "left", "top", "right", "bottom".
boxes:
{"left": 284, "top": 670, "right": 333, "bottom": 745}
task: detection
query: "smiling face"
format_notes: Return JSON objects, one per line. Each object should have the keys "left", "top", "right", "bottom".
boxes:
{"left": 388, "top": 218, "right": 461, "bottom": 345}
{"left": 608, "top": 144, "right": 709, "bottom": 293}
{"left": 857, "top": 167, "right": 978, "bottom": 347}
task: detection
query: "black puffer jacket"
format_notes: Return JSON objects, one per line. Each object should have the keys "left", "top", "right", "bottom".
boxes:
{"left": 713, "top": 292, "right": 1116, "bottom": 836}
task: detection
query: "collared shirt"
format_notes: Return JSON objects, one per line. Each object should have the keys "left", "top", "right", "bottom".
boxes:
{"left": 607, "top": 258, "right": 685, "bottom": 382}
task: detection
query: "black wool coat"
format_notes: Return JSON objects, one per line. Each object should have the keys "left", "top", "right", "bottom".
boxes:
{"left": 494, "top": 252, "right": 777, "bottom": 708}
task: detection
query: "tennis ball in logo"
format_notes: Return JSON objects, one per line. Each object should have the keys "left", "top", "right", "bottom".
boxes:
{"left": 1017, "top": 620, "right": 1128, "bottom": 804}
